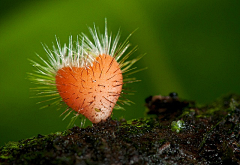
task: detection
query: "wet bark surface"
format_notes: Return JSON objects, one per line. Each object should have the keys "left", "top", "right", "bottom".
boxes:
{"left": 1, "top": 93, "right": 240, "bottom": 164}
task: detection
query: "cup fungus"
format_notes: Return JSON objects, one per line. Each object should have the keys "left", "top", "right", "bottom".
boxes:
{"left": 29, "top": 20, "right": 142, "bottom": 125}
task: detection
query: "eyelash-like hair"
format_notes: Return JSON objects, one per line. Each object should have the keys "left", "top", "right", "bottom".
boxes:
{"left": 28, "top": 19, "right": 144, "bottom": 127}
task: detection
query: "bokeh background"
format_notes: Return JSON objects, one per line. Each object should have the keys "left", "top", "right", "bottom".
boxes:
{"left": 1, "top": 0, "right": 240, "bottom": 146}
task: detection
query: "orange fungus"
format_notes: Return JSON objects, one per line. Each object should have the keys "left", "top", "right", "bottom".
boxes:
{"left": 29, "top": 20, "right": 141, "bottom": 126}
{"left": 55, "top": 54, "right": 123, "bottom": 123}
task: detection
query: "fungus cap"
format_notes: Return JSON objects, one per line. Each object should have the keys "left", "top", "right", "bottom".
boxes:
{"left": 29, "top": 20, "right": 141, "bottom": 125}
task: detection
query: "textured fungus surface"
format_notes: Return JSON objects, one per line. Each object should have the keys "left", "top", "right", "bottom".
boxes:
{"left": 56, "top": 54, "right": 123, "bottom": 123}
{"left": 1, "top": 94, "right": 240, "bottom": 164}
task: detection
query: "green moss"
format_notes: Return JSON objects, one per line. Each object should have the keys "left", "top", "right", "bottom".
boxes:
{"left": 1, "top": 94, "right": 240, "bottom": 164}
{"left": 196, "top": 94, "right": 240, "bottom": 118}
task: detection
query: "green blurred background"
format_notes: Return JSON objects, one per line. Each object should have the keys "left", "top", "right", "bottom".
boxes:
{"left": 0, "top": 0, "right": 240, "bottom": 146}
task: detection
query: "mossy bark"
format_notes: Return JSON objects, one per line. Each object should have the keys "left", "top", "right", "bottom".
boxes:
{"left": 1, "top": 94, "right": 240, "bottom": 164}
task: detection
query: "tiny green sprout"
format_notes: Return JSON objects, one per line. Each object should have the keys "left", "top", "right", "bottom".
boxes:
{"left": 171, "top": 120, "right": 185, "bottom": 133}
